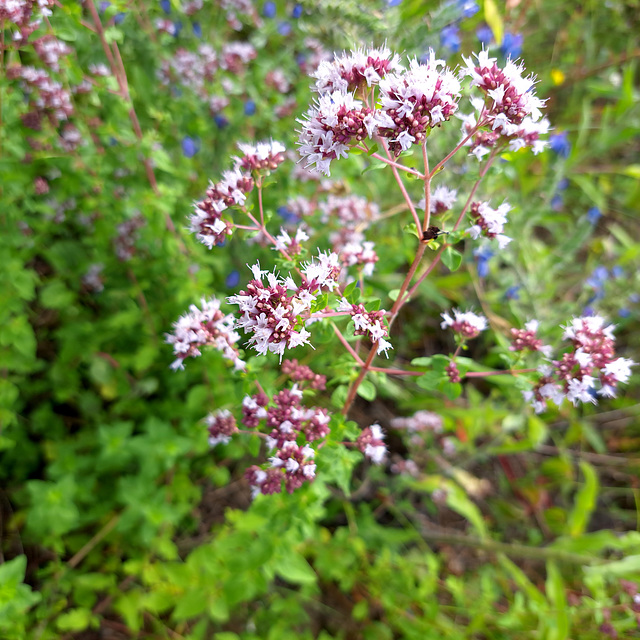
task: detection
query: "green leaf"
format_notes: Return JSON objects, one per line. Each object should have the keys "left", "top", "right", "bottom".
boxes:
{"left": 584, "top": 554, "right": 640, "bottom": 578}
{"left": 356, "top": 380, "right": 376, "bottom": 401}
{"left": 331, "top": 385, "right": 349, "bottom": 408}
{"left": 442, "top": 247, "right": 462, "bottom": 271}
{"left": 545, "top": 561, "right": 569, "bottom": 640}
{"left": 403, "top": 222, "right": 420, "bottom": 239}
{"left": 567, "top": 462, "right": 599, "bottom": 538}
{"left": 446, "top": 485, "right": 488, "bottom": 538}
{"left": 274, "top": 550, "right": 317, "bottom": 585}
{"left": 56, "top": 608, "right": 94, "bottom": 632}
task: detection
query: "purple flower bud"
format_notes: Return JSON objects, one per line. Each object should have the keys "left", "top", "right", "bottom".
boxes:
{"left": 172, "top": 20, "right": 182, "bottom": 36}
{"left": 226, "top": 270, "right": 240, "bottom": 288}
{"left": 114, "top": 12, "right": 126, "bottom": 24}
{"left": 277, "top": 21, "right": 292, "bottom": 36}
{"left": 549, "top": 131, "right": 571, "bottom": 158}
{"left": 182, "top": 135, "right": 199, "bottom": 158}
{"left": 473, "top": 247, "right": 494, "bottom": 279}
{"left": 291, "top": 4, "right": 303, "bottom": 18}
{"left": 587, "top": 206, "right": 601, "bottom": 225}
{"left": 214, "top": 114, "right": 228, "bottom": 129}
{"left": 476, "top": 24, "right": 493, "bottom": 44}
{"left": 551, "top": 193, "right": 564, "bottom": 211}
{"left": 160, "top": 0, "right": 171, "bottom": 14}
{"left": 244, "top": 100, "right": 256, "bottom": 116}
{"left": 192, "top": 21, "right": 202, "bottom": 38}
{"left": 501, "top": 32, "right": 524, "bottom": 58}
{"left": 505, "top": 285, "right": 521, "bottom": 300}
{"left": 387, "top": 0, "right": 403, "bottom": 6}
{"left": 99, "top": 1, "right": 111, "bottom": 12}
{"left": 277, "top": 205, "right": 299, "bottom": 224}
{"left": 440, "top": 24, "right": 461, "bottom": 53}
{"left": 457, "top": 0, "right": 479, "bottom": 18}
{"left": 263, "top": 1, "right": 276, "bottom": 18}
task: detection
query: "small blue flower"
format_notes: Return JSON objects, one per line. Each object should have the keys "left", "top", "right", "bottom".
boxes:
{"left": 291, "top": 4, "right": 303, "bottom": 18}
{"left": 114, "top": 12, "right": 126, "bottom": 24}
{"left": 160, "top": 0, "right": 171, "bottom": 14}
{"left": 182, "top": 136, "right": 199, "bottom": 158}
{"left": 99, "top": 1, "right": 111, "bottom": 12}
{"left": 440, "top": 24, "right": 461, "bottom": 53}
{"left": 619, "top": 308, "right": 631, "bottom": 318}
{"left": 192, "top": 21, "right": 202, "bottom": 38}
{"left": 557, "top": 177, "right": 570, "bottom": 191}
{"left": 244, "top": 100, "right": 256, "bottom": 116}
{"left": 548, "top": 131, "right": 571, "bottom": 158}
{"left": 551, "top": 193, "right": 564, "bottom": 211}
{"left": 387, "top": 0, "right": 403, "bottom": 6}
{"left": 505, "top": 285, "right": 521, "bottom": 300}
{"left": 277, "top": 205, "right": 300, "bottom": 224}
{"left": 612, "top": 266, "right": 625, "bottom": 279}
{"left": 500, "top": 32, "right": 523, "bottom": 58}
{"left": 226, "top": 270, "right": 241, "bottom": 288}
{"left": 457, "top": 0, "right": 479, "bottom": 18}
{"left": 263, "top": 1, "right": 276, "bottom": 18}
{"left": 583, "top": 305, "right": 596, "bottom": 316}
{"left": 629, "top": 293, "right": 640, "bottom": 304}
{"left": 172, "top": 20, "right": 182, "bottom": 36}
{"left": 277, "top": 21, "right": 292, "bottom": 36}
{"left": 476, "top": 24, "right": 493, "bottom": 45}
{"left": 214, "top": 114, "right": 229, "bottom": 129}
{"left": 473, "top": 247, "right": 494, "bottom": 279}
{"left": 586, "top": 266, "right": 608, "bottom": 290}
{"left": 587, "top": 207, "right": 601, "bottom": 225}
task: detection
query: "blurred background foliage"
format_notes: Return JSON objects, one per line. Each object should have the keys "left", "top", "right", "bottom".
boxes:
{"left": 0, "top": 0, "right": 639, "bottom": 638}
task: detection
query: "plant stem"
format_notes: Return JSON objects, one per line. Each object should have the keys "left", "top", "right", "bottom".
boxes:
{"left": 356, "top": 145, "right": 424, "bottom": 179}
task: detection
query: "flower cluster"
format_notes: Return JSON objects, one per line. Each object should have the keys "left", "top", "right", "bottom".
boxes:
{"left": 331, "top": 230, "right": 378, "bottom": 277}
{"left": 391, "top": 410, "right": 443, "bottom": 434}
{"left": 242, "top": 380, "right": 330, "bottom": 496}
{"left": 205, "top": 409, "right": 238, "bottom": 447}
{"left": 10, "top": 66, "right": 74, "bottom": 127}
{"left": 356, "top": 423, "right": 387, "bottom": 464}
{"left": 418, "top": 184, "right": 458, "bottom": 214}
{"left": 459, "top": 51, "right": 549, "bottom": 158}
{"left": 320, "top": 194, "right": 380, "bottom": 227}
{"left": 523, "top": 315, "right": 636, "bottom": 412}
{"left": 0, "top": 0, "right": 53, "bottom": 29}
{"left": 158, "top": 45, "right": 218, "bottom": 97}
{"left": 273, "top": 226, "right": 309, "bottom": 255}
{"left": 312, "top": 44, "right": 402, "bottom": 94}
{"left": 166, "top": 297, "right": 245, "bottom": 371}
{"left": 510, "top": 320, "right": 551, "bottom": 356}
{"left": 461, "top": 51, "right": 544, "bottom": 127}
{"left": 299, "top": 46, "right": 546, "bottom": 174}
{"left": 297, "top": 91, "right": 376, "bottom": 175}
{"left": 281, "top": 359, "right": 327, "bottom": 390}
{"left": 228, "top": 254, "right": 340, "bottom": 361}
{"left": 377, "top": 54, "right": 461, "bottom": 155}
{"left": 113, "top": 212, "right": 145, "bottom": 262}
{"left": 32, "top": 35, "right": 71, "bottom": 72}
{"left": 441, "top": 309, "right": 487, "bottom": 339}
{"left": 337, "top": 299, "right": 392, "bottom": 356}
{"left": 468, "top": 200, "right": 512, "bottom": 248}
{"left": 188, "top": 140, "right": 285, "bottom": 249}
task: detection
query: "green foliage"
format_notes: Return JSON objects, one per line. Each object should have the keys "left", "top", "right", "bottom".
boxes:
{"left": 0, "top": 0, "right": 639, "bottom": 638}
